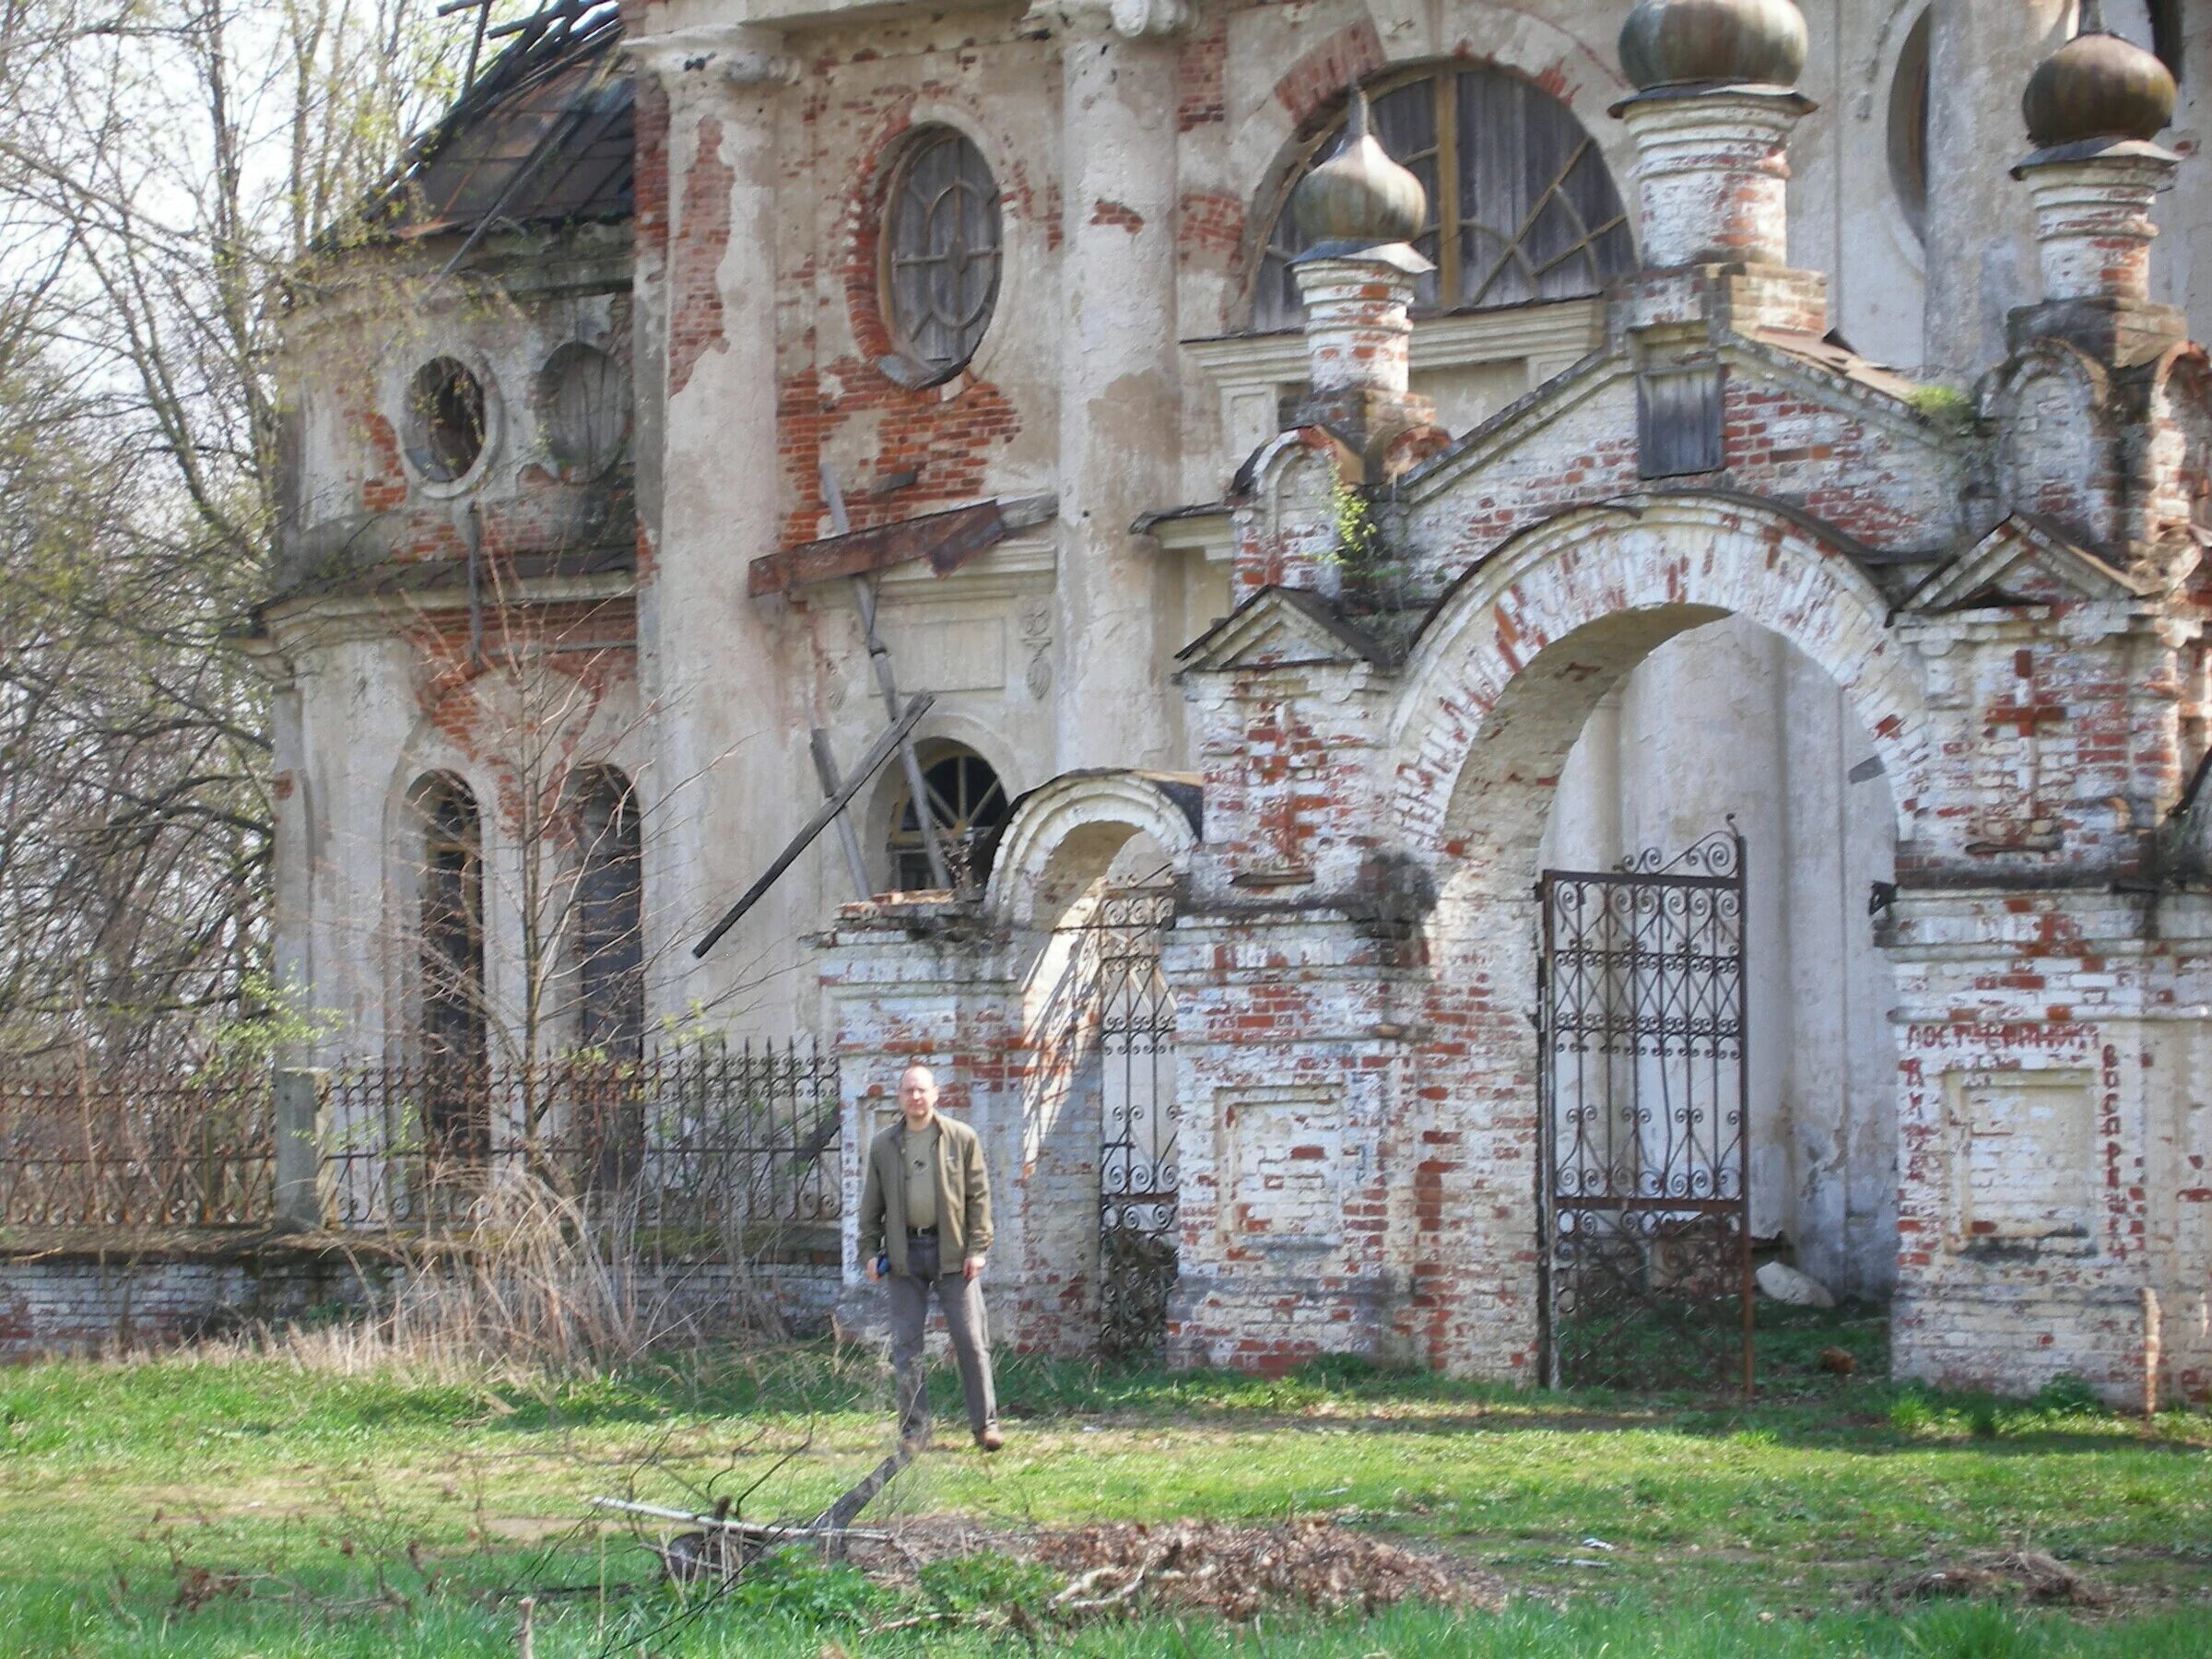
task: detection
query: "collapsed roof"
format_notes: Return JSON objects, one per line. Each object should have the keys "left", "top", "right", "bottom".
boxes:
{"left": 360, "top": 0, "right": 631, "bottom": 243}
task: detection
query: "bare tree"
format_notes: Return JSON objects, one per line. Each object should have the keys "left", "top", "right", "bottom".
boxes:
{"left": 0, "top": 0, "right": 472, "bottom": 1060}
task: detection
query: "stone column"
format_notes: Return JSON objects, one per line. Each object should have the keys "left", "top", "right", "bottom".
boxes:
{"left": 2017, "top": 143, "right": 2180, "bottom": 304}
{"left": 1923, "top": 0, "right": 2073, "bottom": 379}
{"left": 1611, "top": 87, "right": 1813, "bottom": 269}
{"left": 1049, "top": 2, "right": 1184, "bottom": 771}
{"left": 627, "top": 27, "right": 795, "bottom": 1025}
{"left": 273, "top": 1067, "right": 329, "bottom": 1230}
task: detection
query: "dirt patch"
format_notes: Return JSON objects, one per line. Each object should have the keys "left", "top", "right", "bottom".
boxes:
{"left": 1882, "top": 1549, "right": 2109, "bottom": 1608}
{"left": 1029, "top": 1519, "right": 1506, "bottom": 1620}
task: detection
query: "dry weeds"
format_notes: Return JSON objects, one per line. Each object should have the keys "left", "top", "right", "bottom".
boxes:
{"left": 1030, "top": 1519, "right": 1506, "bottom": 1620}
{"left": 1882, "top": 1549, "right": 2109, "bottom": 1608}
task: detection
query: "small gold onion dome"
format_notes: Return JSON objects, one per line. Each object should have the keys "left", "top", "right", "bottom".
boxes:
{"left": 2023, "top": 3, "right": 2175, "bottom": 148}
{"left": 1293, "top": 88, "right": 1428, "bottom": 248}
{"left": 1618, "top": 0, "right": 1808, "bottom": 91}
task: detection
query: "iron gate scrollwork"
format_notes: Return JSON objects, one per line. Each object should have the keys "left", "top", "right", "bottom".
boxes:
{"left": 1086, "top": 885, "right": 1180, "bottom": 1360}
{"left": 1536, "top": 827, "right": 1752, "bottom": 1392}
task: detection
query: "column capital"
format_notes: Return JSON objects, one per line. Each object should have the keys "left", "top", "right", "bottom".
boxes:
{"left": 622, "top": 24, "right": 796, "bottom": 92}
{"left": 1024, "top": 0, "right": 1188, "bottom": 39}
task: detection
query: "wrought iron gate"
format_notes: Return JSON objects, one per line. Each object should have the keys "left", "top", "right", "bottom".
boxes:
{"left": 1086, "top": 885, "right": 1180, "bottom": 1359}
{"left": 1535, "top": 828, "right": 1752, "bottom": 1392}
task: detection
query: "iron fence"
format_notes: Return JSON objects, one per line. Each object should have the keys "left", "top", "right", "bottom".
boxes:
{"left": 0, "top": 1069, "right": 274, "bottom": 1227}
{"left": 319, "top": 1044, "right": 842, "bottom": 1241}
{"left": 0, "top": 1044, "right": 842, "bottom": 1247}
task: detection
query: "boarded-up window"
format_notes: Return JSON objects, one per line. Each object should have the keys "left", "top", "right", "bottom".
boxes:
{"left": 1639, "top": 366, "right": 1724, "bottom": 478}
{"left": 881, "top": 128, "right": 1003, "bottom": 382}
{"left": 1253, "top": 65, "right": 1635, "bottom": 332}
{"left": 536, "top": 342, "right": 630, "bottom": 480}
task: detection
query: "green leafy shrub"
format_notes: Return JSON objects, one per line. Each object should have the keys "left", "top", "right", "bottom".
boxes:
{"left": 2031, "top": 1374, "right": 2104, "bottom": 1418}
{"left": 1888, "top": 1390, "right": 1937, "bottom": 1435}
{"left": 717, "top": 1549, "right": 888, "bottom": 1624}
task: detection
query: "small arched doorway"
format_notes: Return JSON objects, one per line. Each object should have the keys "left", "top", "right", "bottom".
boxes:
{"left": 989, "top": 774, "right": 1201, "bottom": 1359}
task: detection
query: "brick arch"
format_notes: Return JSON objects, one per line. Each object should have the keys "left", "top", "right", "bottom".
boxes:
{"left": 985, "top": 770, "right": 1201, "bottom": 929}
{"left": 1379, "top": 496, "right": 1921, "bottom": 1377}
{"left": 1390, "top": 495, "right": 1929, "bottom": 868}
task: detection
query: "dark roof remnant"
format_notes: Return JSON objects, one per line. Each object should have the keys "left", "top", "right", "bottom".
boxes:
{"left": 360, "top": 0, "right": 630, "bottom": 244}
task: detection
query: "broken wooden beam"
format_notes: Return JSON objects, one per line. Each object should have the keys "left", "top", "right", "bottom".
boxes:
{"left": 746, "top": 495, "right": 1056, "bottom": 597}
{"left": 692, "top": 692, "right": 935, "bottom": 959}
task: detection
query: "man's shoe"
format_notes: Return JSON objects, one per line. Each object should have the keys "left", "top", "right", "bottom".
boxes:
{"left": 974, "top": 1429, "right": 1004, "bottom": 1453}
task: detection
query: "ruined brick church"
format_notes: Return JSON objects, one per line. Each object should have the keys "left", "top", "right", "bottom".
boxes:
{"left": 254, "top": 0, "right": 2212, "bottom": 1403}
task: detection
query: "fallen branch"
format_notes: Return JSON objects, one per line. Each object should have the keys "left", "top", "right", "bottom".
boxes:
{"left": 586, "top": 1498, "right": 893, "bottom": 1545}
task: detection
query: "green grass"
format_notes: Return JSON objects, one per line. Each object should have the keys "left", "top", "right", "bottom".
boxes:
{"left": 1, "top": 1308, "right": 2206, "bottom": 1656}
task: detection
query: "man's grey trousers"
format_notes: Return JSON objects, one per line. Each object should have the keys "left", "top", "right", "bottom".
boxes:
{"left": 888, "top": 1236, "right": 998, "bottom": 1441}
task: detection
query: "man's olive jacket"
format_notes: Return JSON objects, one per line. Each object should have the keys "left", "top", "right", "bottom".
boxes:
{"left": 857, "top": 1112, "right": 993, "bottom": 1276}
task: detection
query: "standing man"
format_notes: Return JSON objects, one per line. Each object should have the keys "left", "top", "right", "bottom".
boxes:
{"left": 858, "top": 1063, "right": 1003, "bottom": 1451}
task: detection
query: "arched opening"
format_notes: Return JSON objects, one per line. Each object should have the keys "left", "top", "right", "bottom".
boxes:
{"left": 988, "top": 773, "right": 1201, "bottom": 1359}
{"left": 566, "top": 765, "right": 643, "bottom": 1062}
{"left": 1251, "top": 62, "right": 1635, "bottom": 332}
{"left": 1427, "top": 606, "right": 1902, "bottom": 1387}
{"left": 1888, "top": 9, "right": 1931, "bottom": 242}
{"left": 1024, "top": 830, "right": 1180, "bottom": 1359}
{"left": 562, "top": 764, "right": 643, "bottom": 1194}
{"left": 411, "top": 772, "right": 488, "bottom": 1159}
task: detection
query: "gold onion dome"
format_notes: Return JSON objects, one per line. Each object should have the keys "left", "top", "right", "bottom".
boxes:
{"left": 1293, "top": 88, "right": 1429, "bottom": 248}
{"left": 2023, "top": 3, "right": 2175, "bottom": 148}
{"left": 1618, "top": 0, "right": 1808, "bottom": 91}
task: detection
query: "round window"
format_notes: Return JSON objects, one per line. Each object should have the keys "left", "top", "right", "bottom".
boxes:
{"left": 535, "top": 342, "right": 630, "bottom": 480}
{"left": 404, "top": 357, "right": 488, "bottom": 483}
{"left": 879, "top": 128, "right": 1003, "bottom": 383}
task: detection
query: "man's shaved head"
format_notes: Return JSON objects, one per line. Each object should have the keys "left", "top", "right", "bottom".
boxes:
{"left": 898, "top": 1063, "right": 939, "bottom": 1123}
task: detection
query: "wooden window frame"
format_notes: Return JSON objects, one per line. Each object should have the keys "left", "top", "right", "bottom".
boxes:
{"left": 1251, "top": 64, "right": 1635, "bottom": 333}
{"left": 887, "top": 743, "right": 1008, "bottom": 894}
{"left": 877, "top": 126, "right": 1004, "bottom": 387}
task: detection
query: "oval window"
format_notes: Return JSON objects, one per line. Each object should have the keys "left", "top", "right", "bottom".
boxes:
{"left": 879, "top": 128, "right": 1003, "bottom": 383}
{"left": 536, "top": 342, "right": 630, "bottom": 480}
{"left": 404, "top": 357, "right": 488, "bottom": 483}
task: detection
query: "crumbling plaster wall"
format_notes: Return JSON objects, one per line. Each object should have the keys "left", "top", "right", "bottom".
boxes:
{"left": 269, "top": 231, "right": 645, "bottom": 1061}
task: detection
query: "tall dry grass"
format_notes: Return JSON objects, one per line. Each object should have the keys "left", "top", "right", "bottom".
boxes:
{"left": 203, "top": 1169, "right": 794, "bottom": 1382}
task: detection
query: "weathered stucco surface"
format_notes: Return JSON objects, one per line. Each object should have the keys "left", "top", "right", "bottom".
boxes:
{"left": 261, "top": 0, "right": 2212, "bottom": 1403}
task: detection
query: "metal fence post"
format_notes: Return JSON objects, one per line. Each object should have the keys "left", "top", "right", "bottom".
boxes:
{"left": 274, "top": 1067, "right": 329, "bottom": 1230}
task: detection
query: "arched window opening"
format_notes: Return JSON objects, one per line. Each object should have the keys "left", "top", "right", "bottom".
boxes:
{"left": 1252, "top": 65, "right": 1636, "bottom": 332}
{"left": 2150, "top": 1, "right": 2183, "bottom": 84}
{"left": 888, "top": 745, "right": 1009, "bottom": 892}
{"left": 415, "top": 774, "right": 488, "bottom": 1157}
{"left": 1888, "top": 10, "right": 1932, "bottom": 241}
{"left": 569, "top": 767, "right": 643, "bottom": 1062}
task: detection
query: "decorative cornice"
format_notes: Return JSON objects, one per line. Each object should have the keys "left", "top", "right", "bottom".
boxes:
{"left": 1023, "top": 0, "right": 1188, "bottom": 39}
{"left": 622, "top": 25, "right": 797, "bottom": 88}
